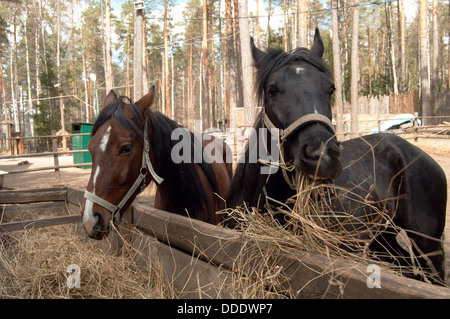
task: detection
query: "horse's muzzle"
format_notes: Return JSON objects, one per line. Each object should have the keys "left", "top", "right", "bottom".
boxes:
{"left": 81, "top": 202, "right": 110, "bottom": 240}
{"left": 290, "top": 124, "right": 343, "bottom": 180}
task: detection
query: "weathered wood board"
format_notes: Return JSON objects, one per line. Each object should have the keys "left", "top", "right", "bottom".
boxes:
{"left": 0, "top": 187, "right": 79, "bottom": 233}
{"left": 0, "top": 187, "right": 66, "bottom": 204}
{"left": 2, "top": 186, "right": 449, "bottom": 299}
{"left": 0, "top": 214, "right": 80, "bottom": 233}
{"left": 130, "top": 202, "right": 450, "bottom": 299}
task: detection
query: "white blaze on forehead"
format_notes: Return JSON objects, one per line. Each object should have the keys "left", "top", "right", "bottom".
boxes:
{"left": 296, "top": 67, "right": 305, "bottom": 74}
{"left": 99, "top": 125, "right": 111, "bottom": 153}
{"left": 93, "top": 165, "right": 101, "bottom": 189}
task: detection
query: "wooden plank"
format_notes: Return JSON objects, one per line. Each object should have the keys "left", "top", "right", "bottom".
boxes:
{"left": 0, "top": 201, "right": 67, "bottom": 223}
{"left": 0, "top": 187, "right": 66, "bottom": 204}
{"left": 0, "top": 214, "right": 80, "bottom": 233}
{"left": 132, "top": 204, "right": 450, "bottom": 299}
{"left": 132, "top": 231, "right": 232, "bottom": 298}
{"left": 277, "top": 250, "right": 450, "bottom": 299}
{"left": 66, "top": 187, "right": 85, "bottom": 208}
{"left": 6, "top": 163, "right": 93, "bottom": 175}
{"left": 0, "top": 150, "right": 87, "bottom": 160}
{"left": 132, "top": 203, "right": 246, "bottom": 268}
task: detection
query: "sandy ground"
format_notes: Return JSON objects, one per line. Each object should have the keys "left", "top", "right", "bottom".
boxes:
{"left": 1, "top": 137, "right": 450, "bottom": 284}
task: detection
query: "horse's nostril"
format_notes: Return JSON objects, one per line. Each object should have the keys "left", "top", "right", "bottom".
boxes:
{"left": 304, "top": 142, "right": 325, "bottom": 160}
{"left": 92, "top": 212, "right": 105, "bottom": 233}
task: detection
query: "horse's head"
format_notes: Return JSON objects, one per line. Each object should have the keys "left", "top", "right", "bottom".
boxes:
{"left": 81, "top": 88, "right": 158, "bottom": 239}
{"left": 252, "top": 28, "right": 342, "bottom": 180}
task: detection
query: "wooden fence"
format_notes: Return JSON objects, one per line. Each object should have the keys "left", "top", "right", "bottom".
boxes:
{"left": 0, "top": 118, "right": 448, "bottom": 184}
{"left": 342, "top": 92, "right": 416, "bottom": 115}
{"left": 1, "top": 186, "right": 449, "bottom": 299}
{"left": 0, "top": 132, "right": 91, "bottom": 180}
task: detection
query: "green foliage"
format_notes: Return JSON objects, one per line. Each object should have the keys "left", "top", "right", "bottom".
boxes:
{"left": 34, "top": 66, "right": 61, "bottom": 136}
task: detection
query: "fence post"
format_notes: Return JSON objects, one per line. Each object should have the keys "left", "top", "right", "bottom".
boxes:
{"left": 413, "top": 112, "right": 419, "bottom": 143}
{"left": 52, "top": 130, "right": 61, "bottom": 181}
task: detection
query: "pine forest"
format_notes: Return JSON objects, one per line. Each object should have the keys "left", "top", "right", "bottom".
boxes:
{"left": 0, "top": 0, "right": 449, "bottom": 145}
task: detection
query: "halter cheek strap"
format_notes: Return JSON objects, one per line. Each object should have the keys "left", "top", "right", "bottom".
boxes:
{"left": 84, "top": 121, "right": 164, "bottom": 223}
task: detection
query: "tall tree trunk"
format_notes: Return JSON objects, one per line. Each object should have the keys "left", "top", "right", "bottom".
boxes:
{"left": 283, "top": 0, "right": 288, "bottom": 50}
{"left": 134, "top": 2, "right": 144, "bottom": 101}
{"left": 126, "top": 33, "right": 131, "bottom": 97}
{"left": 71, "top": 0, "right": 76, "bottom": 97}
{"left": 225, "top": 0, "right": 237, "bottom": 128}
{"left": 0, "top": 51, "right": 6, "bottom": 108}
{"left": 297, "top": 0, "right": 308, "bottom": 47}
{"left": 24, "top": 10, "right": 34, "bottom": 138}
{"left": 448, "top": 0, "right": 450, "bottom": 92}
{"left": 56, "top": 2, "right": 67, "bottom": 150}
{"left": 209, "top": 15, "right": 217, "bottom": 127}
{"left": 431, "top": 0, "right": 439, "bottom": 123}
{"left": 142, "top": 18, "right": 149, "bottom": 95}
{"left": 332, "top": 0, "right": 344, "bottom": 137}
{"left": 399, "top": 0, "right": 406, "bottom": 92}
{"left": 350, "top": 0, "right": 359, "bottom": 138}
{"left": 256, "top": 0, "right": 261, "bottom": 47}
{"left": 10, "top": 47, "right": 18, "bottom": 130}
{"left": 387, "top": 2, "right": 398, "bottom": 94}
{"left": 187, "top": 43, "right": 193, "bottom": 129}
{"left": 170, "top": 39, "right": 174, "bottom": 119}
{"left": 163, "top": 0, "right": 171, "bottom": 118}
{"left": 12, "top": 16, "right": 20, "bottom": 131}
{"left": 233, "top": 0, "right": 243, "bottom": 109}
{"left": 105, "top": 0, "right": 114, "bottom": 93}
{"left": 367, "top": 26, "right": 372, "bottom": 95}
{"left": 419, "top": 0, "right": 431, "bottom": 125}
{"left": 238, "top": 0, "right": 255, "bottom": 125}
{"left": 81, "top": 26, "right": 89, "bottom": 122}
{"left": 266, "top": 0, "right": 271, "bottom": 47}
{"left": 202, "top": 0, "right": 211, "bottom": 128}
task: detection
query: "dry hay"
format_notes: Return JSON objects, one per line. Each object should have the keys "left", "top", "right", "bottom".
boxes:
{"left": 0, "top": 223, "right": 171, "bottom": 299}
{"left": 223, "top": 171, "right": 444, "bottom": 288}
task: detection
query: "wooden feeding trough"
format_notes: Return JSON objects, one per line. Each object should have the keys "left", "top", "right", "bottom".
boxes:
{"left": 0, "top": 186, "right": 449, "bottom": 299}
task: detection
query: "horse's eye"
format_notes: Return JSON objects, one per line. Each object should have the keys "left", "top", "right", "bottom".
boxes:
{"left": 267, "top": 85, "right": 280, "bottom": 97}
{"left": 119, "top": 144, "right": 132, "bottom": 154}
{"left": 329, "top": 84, "right": 336, "bottom": 95}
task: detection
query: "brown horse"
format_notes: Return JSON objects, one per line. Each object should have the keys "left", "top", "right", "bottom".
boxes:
{"left": 81, "top": 88, "right": 232, "bottom": 239}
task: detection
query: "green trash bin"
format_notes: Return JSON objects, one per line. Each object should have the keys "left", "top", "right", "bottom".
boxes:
{"left": 72, "top": 123, "right": 93, "bottom": 169}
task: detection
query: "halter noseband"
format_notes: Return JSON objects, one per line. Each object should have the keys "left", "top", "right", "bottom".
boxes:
{"left": 262, "top": 110, "right": 336, "bottom": 141}
{"left": 261, "top": 109, "right": 336, "bottom": 189}
{"left": 84, "top": 120, "right": 164, "bottom": 223}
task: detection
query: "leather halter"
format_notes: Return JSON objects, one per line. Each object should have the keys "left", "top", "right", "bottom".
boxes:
{"left": 84, "top": 120, "right": 164, "bottom": 223}
{"left": 261, "top": 110, "right": 336, "bottom": 141}
{"left": 261, "top": 109, "right": 336, "bottom": 189}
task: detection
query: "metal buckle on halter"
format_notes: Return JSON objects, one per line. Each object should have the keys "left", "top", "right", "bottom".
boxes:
{"left": 139, "top": 167, "right": 148, "bottom": 192}
{"left": 113, "top": 207, "right": 121, "bottom": 223}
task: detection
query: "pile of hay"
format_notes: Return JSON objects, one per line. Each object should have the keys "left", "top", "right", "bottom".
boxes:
{"left": 225, "top": 172, "right": 441, "bottom": 285}
{"left": 0, "top": 224, "right": 171, "bottom": 299}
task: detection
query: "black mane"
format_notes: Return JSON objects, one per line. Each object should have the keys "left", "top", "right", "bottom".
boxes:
{"left": 148, "top": 112, "right": 219, "bottom": 219}
{"left": 254, "top": 47, "right": 331, "bottom": 104}
{"left": 92, "top": 98, "right": 219, "bottom": 220}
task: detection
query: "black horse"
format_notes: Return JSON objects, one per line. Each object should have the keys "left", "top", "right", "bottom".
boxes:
{"left": 226, "top": 28, "right": 447, "bottom": 283}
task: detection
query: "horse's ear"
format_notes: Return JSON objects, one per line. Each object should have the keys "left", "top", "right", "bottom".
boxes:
{"left": 251, "top": 37, "right": 265, "bottom": 66}
{"left": 310, "top": 27, "right": 324, "bottom": 59}
{"left": 135, "top": 86, "right": 155, "bottom": 113}
{"left": 103, "top": 90, "right": 118, "bottom": 108}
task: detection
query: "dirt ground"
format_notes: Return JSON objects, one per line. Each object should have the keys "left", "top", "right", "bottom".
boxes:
{"left": 1, "top": 137, "right": 450, "bottom": 284}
